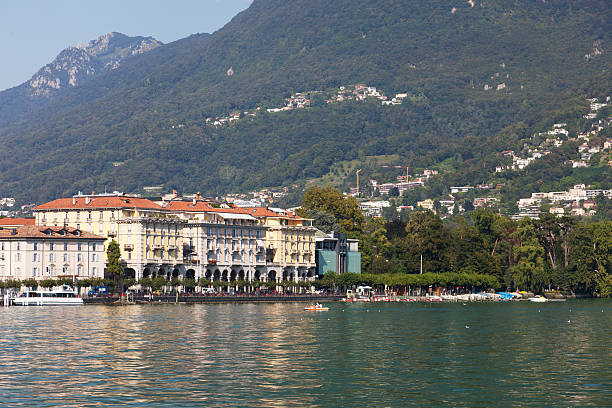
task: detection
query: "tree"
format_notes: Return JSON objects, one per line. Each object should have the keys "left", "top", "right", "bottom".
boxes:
{"left": 106, "top": 240, "right": 123, "bottom": 293}
{"left": 511, "top": 237, "right": 548, "bottom": 293}
{"left": 300, "top": 187, "right": 364, "bottom": 234}
{"left": 308, "top": 210, "right": 340, "bottom": 233}
{"left": 152, "top": 276, "right": 167, "bottom": 292}
{"left": 39, "top": 279, "right": 57, "bottom": 289}
{"left": 405, "top": 211, "right": 453, "bottom": 274}
{"left": 567, "top": 221, "right": 612, "bottom": 296}
{"left": 139, "top": 277, "right": 153, "bottom": 293}
{"left": 22, "top": 278, "right": 38, "bottom": 289}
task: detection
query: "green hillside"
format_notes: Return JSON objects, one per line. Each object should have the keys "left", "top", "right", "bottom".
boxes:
{"left": 0, "top": 0, "right": 610, "bottom": 203}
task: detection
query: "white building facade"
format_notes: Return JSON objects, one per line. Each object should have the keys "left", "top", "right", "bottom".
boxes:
{"left": 0, "top": 226, "right": 105, "bottom": 281}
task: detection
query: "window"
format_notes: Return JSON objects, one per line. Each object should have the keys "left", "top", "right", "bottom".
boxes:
{"left": 207, "top": 227, "right": 212, "bottom": 236}
{"left": 77, "top": 253, "right": 82, "bottom": 262}
{"left": 32, "top": 253, "right": 38, "bottom": 262}
{"left": 78, "top": 243, "right": 82, "bottom": 251}
{"left": 92, "top": 267, "right": 97, "bottom": 276}
{"left": 33, "top": 243, "right": 38, "bottom": 251}
{"left": 49, "top": 242, "right": 54, "bottom": 251}
{"left": 32, "top": 267, "right": 37, "bottom": 277}
{"left": 63, "top": 253, "right": 68, "bottom": 263}
{"left": 78, "top": 265, "right": 83, "bottom": 275}
{"left": 16, "top": 253, "right": 20, "bottom": 262}
{"left": 16, "top": 243, "right": 20, "bottom": 251}
{"left": 64, "top": 243, "right": 68, "bottom": 251}
{"left": 92, "top": 253, "right": 97, "bottom": 262}
{"left": 256, "top": 230, "right": 261, "bottom": 239}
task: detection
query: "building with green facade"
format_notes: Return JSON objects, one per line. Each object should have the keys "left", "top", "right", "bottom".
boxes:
{"left": 315, "top": 232, "right": 361, "bottom": 276}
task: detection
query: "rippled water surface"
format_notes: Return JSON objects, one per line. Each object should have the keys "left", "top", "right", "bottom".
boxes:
{"left": 1, "top": 300, "right": 611, "bottom": 407}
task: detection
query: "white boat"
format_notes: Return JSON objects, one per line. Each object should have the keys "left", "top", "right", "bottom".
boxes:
{"left": 529, "top": 296, "right": 549, "bottom": 303}
{"left": 304, "top": 303, "right": 328, "bottom": 311}
{"left": 12, "top": 285, "right": 83, "bottom": 306}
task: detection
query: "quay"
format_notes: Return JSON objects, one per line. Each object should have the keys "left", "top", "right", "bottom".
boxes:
{"left": 84, "top": 294, "right": 345, "bottom": 304}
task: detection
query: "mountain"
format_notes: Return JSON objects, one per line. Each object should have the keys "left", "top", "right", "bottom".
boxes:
{"left": 0, "top": 32, "right": 161, "bottom": 124}
{"left": 0, "top": 0, "right": 609, "bottom": 204}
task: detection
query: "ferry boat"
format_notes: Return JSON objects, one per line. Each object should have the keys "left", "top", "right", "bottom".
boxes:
{"left": 12, "top": 285, "right": 83, "bottom": 306}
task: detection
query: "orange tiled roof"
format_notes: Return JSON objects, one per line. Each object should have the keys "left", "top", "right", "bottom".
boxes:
{"left": 165, "top": 201, "right": 253, "bottom": 214}
{"left": 0, "top": 225, "right": 105, "bottom": 240}
{"left": 0, "top": 218, "right": 35, "bottom": 226}
{"left": 241, "top": 207, "right": 305, "bottom": 219}
{"left": 164, "top": 201, "right": 216, "bottom": 212}
{"left": 34, "top": 196, "right": 162, "bottom": 211}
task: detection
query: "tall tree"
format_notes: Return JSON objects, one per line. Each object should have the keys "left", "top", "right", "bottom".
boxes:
{"left": 106, "top": 240, "right": 123, "bottom": 293}
{"left": 300, "top": 187, "right": 364, "bottom": 234}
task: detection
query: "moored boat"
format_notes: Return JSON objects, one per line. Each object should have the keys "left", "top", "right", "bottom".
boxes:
{"left": 528, "top": 295, "right": 549, "bottom": 303}
{"left": 12, "top": 285, "right": 83, "bottom": 306}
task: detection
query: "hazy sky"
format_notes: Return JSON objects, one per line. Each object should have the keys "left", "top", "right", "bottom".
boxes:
{"left": 0, "top": 0, "right": 252, "bottom": 91}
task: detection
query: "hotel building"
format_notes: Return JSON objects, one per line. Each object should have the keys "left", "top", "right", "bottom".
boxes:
{"left": 0, "top": 225, "right": 105, "bottom": 281}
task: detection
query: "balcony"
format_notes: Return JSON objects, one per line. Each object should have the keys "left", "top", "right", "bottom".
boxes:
{"left": 207, "top": 259, "right": 217, "bottom": 265}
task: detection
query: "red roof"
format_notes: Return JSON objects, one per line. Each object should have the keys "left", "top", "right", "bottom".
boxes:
{"left": 0, "top": 218, "right": 35, "bottom": 227}
{"left": 241, "top": 207, "right": 305, "bottom": 219}
{"left": 34, "top": 196, "right": 162, "bottom": 211}
{"left": 0, "top": 225, "right": 105, "bottom": 240}
{"left": 164, "top": 201, "right": 217, "bottom": 212}
{"left": 164, "top": 201, "right": 253, "bottom": 214}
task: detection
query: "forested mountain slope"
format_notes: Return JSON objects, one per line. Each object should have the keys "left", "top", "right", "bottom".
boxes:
{"left": 0, "top": 0, "right": 609, "bottom": 203}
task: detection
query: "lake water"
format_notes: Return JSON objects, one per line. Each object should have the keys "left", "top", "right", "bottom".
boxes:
{"left": 1, "top": 300, "right": 611, "bottom": 407}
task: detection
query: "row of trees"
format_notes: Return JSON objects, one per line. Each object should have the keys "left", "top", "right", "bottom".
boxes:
{"left": 299, "top": 187, "right": 612, "bottom": 296}
{"left": 2, "top": 277, "right": 109, "bottom": 291}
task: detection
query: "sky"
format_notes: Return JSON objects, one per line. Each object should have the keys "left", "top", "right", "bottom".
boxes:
{"left": 0, "top": 0, "right": 252, "bottom": 91}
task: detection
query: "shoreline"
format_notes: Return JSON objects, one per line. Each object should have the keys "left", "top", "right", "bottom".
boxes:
{"left": 84, "top": 295, "right": 345, "bottom": 304}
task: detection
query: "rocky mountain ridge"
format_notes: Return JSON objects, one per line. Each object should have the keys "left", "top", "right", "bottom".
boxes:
{"left": 0, "top": 32, "right": 161, "bottom": 124}
{"left": 27, "top": 32, "right": 162, "bottom": 98}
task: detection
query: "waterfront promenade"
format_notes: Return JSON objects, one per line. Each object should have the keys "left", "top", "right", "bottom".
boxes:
{"left": 84, "top": 293, "right": 345, "bottom": 304}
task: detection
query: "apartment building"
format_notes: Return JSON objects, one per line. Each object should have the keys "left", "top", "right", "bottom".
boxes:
{"left": 33, "top": 194, "right": 185, "bottom": 280}
{"left": 0, "top": 225, "right": 105, "bottom": 281}
{"left": 245, "top": 207, "right": 317, "bottom": 282}
{"left": 166, "top": 200, "right": 267, "bottom": 282}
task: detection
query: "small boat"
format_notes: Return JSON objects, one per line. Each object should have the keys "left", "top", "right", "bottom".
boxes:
{"left": 304, "top": 303, "right": 328, "bottom": 311}
{"left": 529, "top": 296, "right": 549, "bottom": 303}
{"left": 12, "top": 285, "right": 83, "bottom": 306}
